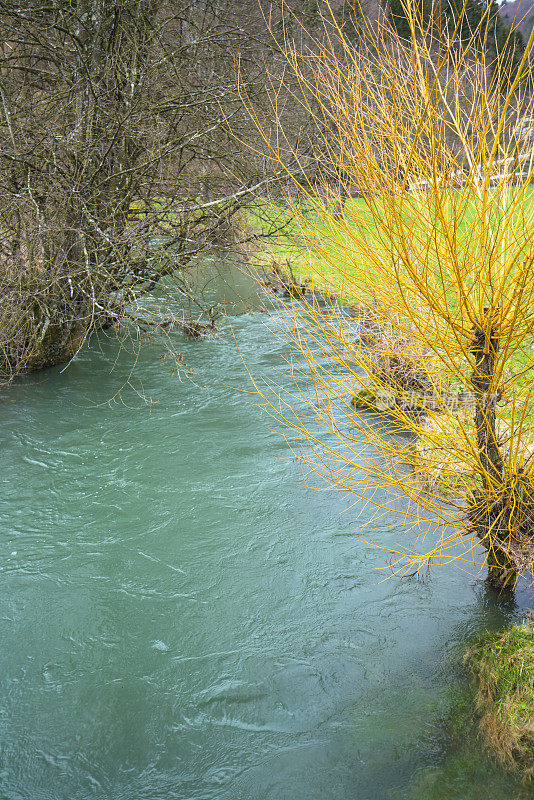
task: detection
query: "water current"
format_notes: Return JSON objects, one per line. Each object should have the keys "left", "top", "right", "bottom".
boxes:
{"left": 1, "top": 263, "right": 533, "bottom": 799}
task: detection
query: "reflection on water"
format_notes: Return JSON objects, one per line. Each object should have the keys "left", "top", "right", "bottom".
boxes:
{"left": 0, "top": 268, "right": 533, "bottom": 799}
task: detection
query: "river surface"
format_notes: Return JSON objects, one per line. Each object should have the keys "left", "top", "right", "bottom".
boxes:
{"left": 1, "top": 266, "right": 534, "bottom": 799}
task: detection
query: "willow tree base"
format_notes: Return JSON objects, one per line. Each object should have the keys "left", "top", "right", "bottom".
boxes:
{"left": 486, "top": 547, "right": 517, "bottom": 594}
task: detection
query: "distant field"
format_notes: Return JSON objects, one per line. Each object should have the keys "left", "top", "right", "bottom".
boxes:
{"left": 248, "top": 198, "right": 370, "bottom": 298}
{"left": 249, "top": 187, "right": 534, "bottom": 299}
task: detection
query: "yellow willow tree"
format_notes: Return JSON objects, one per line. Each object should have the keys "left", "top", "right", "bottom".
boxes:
{"left": 239, "top": 0, "right": 534, "bottom": 591}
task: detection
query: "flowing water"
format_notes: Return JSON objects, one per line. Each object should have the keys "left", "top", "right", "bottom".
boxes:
{"left": 1, "top": 264, "right": 534, "bottom": 800}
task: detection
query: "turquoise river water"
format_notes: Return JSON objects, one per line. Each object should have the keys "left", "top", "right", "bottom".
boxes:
{"left": 1, "top": 267, "right": 534, "bottom": 799}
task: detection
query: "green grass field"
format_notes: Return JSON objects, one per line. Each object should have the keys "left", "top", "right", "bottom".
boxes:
{"left": 249, "top": 188, "right": 534, "bottom": 294}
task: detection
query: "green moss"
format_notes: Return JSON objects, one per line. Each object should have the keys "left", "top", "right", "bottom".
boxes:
{"left": 466, "top": 621, "right": 534, "bottom": 775}
{"left": 400, "top": 676, "right": 534, "bottom": 800}
{"left": 351, "top": 388, "right": 376, "bottom": 409}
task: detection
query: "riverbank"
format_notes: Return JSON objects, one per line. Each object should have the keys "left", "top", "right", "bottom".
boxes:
{"left": 466, "top": 621, "right": 534, "bottom": 778}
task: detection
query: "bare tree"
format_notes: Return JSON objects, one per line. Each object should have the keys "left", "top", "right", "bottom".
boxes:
{"left": 0, "top": 0, "right": 276, "bottom": 379}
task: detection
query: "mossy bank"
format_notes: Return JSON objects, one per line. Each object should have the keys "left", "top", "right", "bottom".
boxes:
{"left": 466, "top": 621, "right": 534, "bottom": 778}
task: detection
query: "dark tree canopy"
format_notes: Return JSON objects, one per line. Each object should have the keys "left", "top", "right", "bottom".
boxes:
{"left": 388, "top": 0, "right": 525, "bottom": 72}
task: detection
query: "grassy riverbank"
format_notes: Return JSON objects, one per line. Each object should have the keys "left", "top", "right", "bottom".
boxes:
{"left": 466, "top": 622, "right": 534, "bottom": 777}
{"left": 249, "top": 199, "right": 365, "bottom": 297}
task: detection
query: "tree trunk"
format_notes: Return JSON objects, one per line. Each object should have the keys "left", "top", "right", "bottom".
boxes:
{"left": 486, "top": 544, "right": 516, "bottom": 594}
{"left": 470, "top": 313, "right": 516, "bottom": 591}
{"left": 470, "top": 318, "right": 503, "bottom": 484}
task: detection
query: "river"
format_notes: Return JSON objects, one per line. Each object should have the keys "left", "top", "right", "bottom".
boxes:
{"left": 0, "top": 265, "right": 533, "bottom": 799}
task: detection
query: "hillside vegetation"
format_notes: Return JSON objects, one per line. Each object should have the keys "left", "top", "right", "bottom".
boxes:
{"left": 500, "top": 0, "right": 534, "bottom": 41}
